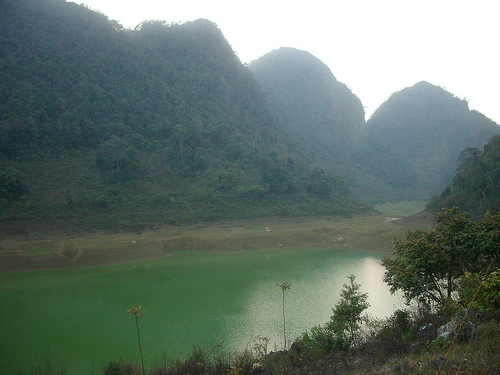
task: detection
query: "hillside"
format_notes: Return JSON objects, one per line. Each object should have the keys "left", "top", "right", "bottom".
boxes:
{"left": 2, "top": 0, "right": 499, "bottom": 234}
{"left": 429, "top": 134, "right": 500, "bottom": 216}
{"left": 357, "top": 82, "right": 499, "bottom": 202}
{"left": 0, "top": 0, "right": 279, "bottom": 158}
{"left": 249, "top": 47, "right": 365, "bottom": 176}
{"left": 0, "top": 0, "right": 367, "bottom": 234}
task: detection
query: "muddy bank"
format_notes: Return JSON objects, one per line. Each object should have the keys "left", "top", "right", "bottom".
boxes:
{"left": 0, "top": 213, "right": 433, "bottom": 272}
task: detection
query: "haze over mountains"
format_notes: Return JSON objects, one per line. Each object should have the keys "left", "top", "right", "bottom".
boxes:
{"left": 250, "top": 48, "right": 499, "bottom": 202}
{"left": 1, "top": 0, "right": 499, "bottom": 231}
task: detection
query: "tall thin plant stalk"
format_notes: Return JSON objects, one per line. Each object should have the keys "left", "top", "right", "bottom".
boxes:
{"left": 277, "top": 281, "right": 291, "bottom": 350}
{"left": 127, "top": 304, "right": 146, "bottom": 375}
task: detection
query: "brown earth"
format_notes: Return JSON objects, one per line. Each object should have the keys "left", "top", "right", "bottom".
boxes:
{"left": 0, "top": 212, "right": 434, "bottom": 273}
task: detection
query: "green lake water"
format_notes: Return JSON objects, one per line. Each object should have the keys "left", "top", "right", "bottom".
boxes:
{"left": 0, "top": 247, "right": 403, "bottom": 374}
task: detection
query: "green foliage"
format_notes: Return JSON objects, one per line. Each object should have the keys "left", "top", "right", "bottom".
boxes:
{"left": 460, "top": 269, "right": 500, "bottom": 312}
{"left": 383, "top": 207, "right": 500, "bottom": 308}
{"left": 0, "top": 0, "right": 286, "bottom": 163}
{"left": 249, "top": 47, "right": 365, "bottom": 178}
{"left": 426, "top": 335, "right": 452, "bottom": 352}
{"left": 291, "top": 274, "right": 369, "bottom": 364}
{"left": 327, "top": 274, "right": 370, "bottom": 349}
{"left": 431, "top": 135, "right": 500, "bottom": 215}
{"left": 95, "top": 136, "right": 143, "bottom": 181}
{"left": 294, "top": 324, "right": 341, "bottom": 360}
{"left": 0, "top": 0, "right": 370, "bottom": 231}
{"left": 0, "top": 166, "right": 28, "bottom": 201}
{"left": 237, "top": 185, "right": 266, "bottom": 199}
{"left": 373, "top": 309, "right": 415, "bottom": 351}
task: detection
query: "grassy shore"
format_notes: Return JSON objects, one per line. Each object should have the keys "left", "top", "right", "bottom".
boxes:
{"left": 0, "top": 203, "right": 434, "bottom": 272}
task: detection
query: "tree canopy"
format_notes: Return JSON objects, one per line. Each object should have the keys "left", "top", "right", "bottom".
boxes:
{"left": 430, "top": 134, "right": 500, "bottom": 216}
{"left": 382, "top": 207, "right": 500, "bottom": 308}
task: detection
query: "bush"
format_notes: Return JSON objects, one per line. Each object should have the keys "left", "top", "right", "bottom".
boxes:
{"left": 460, "top": 269, "right": 500, "bottom": 312}
{"left": 0, "top": 166, "right": 28, "bottom": 200}
{"left": 103, "top": 360, "right": 141, "bottom": 375}
{"left": 292, "top": 325, "right": 339, "bottom": 361}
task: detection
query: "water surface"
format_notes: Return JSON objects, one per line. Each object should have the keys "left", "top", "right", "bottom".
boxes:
{"left": 0, "top": 247, "right": 403, "bottom": 374}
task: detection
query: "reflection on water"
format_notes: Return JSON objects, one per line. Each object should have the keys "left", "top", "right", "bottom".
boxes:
{"left": 359, "top": 257, "right": 405, "bottom": 318}
{"left": 226, "top": 248, "right": 404, "bottom": 351}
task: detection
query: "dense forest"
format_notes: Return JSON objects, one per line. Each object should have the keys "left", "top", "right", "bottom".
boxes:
{"left": 1, "top": 0, "right": 499, "bottom": 233}
{"left": 0, "top": 0, "right": 364, "bottom": 233}
{"left": 249, "top": 48, "right": 366, "bottom": 177}
{"left": 429, "top": 134, "right": 500, "bottom": 216}
{"left": 1, "top": 0, "right": 280, "bottom": 159}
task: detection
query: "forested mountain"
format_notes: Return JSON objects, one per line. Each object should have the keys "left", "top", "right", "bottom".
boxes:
{"left": 249, "top": 52, "right": 499, "bottom": 204}
{"left": 357, "top": 81, "right": 499, "bottom": 202}
{"left": 1, "top": 0, "right": 279, "bottom": 158}
{"left": 1, "top": 0, "right": 498, "bottom": 234}
{"left": 0, "top": 0, "right": 365, "bottom": 232}
{"left": 429, "top": 134, "right": 500, "bottom": 216}
{"left": 249, "top": 48, "right": 365, "bottom": 176}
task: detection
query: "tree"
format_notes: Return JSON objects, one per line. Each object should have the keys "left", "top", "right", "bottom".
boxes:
{"left": 460, "top": 269, "right": 500, "bottom": 312}
{"left": 382, "top": 207, "right": 497, "bottom": 308}
{"left": 327, "top": 274, "right": 369, "bottom": 349}
{"left": 276, "top": 281, "right": 292, "bottom": 350}
{"left": 305, "top": 164, "right": 332, "bottom": 197}
{"left": 95, "top": 136, "right": 143, "bottom": 181}
{"left": 0, "top": 167, "right": 28, "bottom": 201}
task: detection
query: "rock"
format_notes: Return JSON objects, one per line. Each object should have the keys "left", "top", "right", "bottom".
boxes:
{"left": 437, "top": 309, "right": 479, "bottom": 342}
{"left": 437, "top": 321, "right": 456, "bottom": 339}
{"left": 440, "top": 331, "right": 453, "bottom": 340}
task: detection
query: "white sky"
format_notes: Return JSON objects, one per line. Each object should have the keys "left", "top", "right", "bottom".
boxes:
{"left": 76, "top": 0, "right": 499, "bottom": 124}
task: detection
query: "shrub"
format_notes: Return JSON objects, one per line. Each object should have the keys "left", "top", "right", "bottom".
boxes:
{"left": 327, "top": 274, "right": 369, "bottom": 349}
{"left": 103, "top": 360, "right": 141, "bottom": 375}
{"left": 0, "top": 166, "right": 28, "bottom": 200}
{"left": 460, "top": 269, "right": 500, "bottom": 312}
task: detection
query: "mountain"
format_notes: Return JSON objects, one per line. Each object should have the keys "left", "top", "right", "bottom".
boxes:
{"left": 0, "top": 0, "right": 279, "bottom": 158}
{"left": 249, "top": 51, "right": 499, "bottom": 204}
{"left": 358, "top": 81, "right": 500, "bottom": 202}
{"left": 249, "top": 47, "right": 365, "bottom": 176}
{"left": 0, "top": 0, "right": 367, "bottom": 233}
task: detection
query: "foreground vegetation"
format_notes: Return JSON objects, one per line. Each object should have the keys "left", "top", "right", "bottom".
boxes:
{"left": 24, "top": 287, "right": 500, "bottom": 375}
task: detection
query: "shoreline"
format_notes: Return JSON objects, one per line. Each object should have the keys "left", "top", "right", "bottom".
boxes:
{"left": 0, "top": 212, "right": 433, "bottom": 273}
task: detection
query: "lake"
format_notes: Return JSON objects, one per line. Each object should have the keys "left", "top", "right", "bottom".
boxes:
{"left": 0, "top": 246, "right": 403, "bottom": 374}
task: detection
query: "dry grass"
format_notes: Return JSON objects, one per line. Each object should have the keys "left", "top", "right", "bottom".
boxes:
{"left": 0, "top": 211, "right": 434, "bottom": 272}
